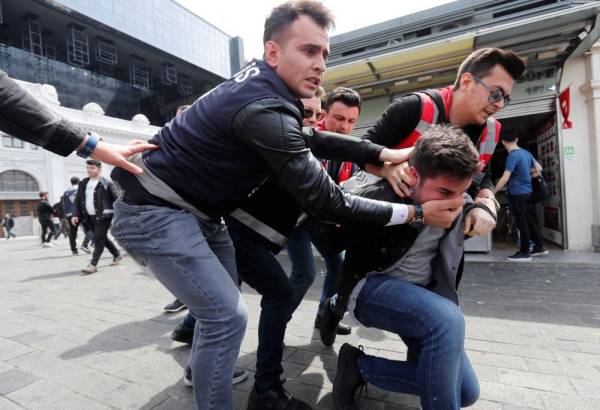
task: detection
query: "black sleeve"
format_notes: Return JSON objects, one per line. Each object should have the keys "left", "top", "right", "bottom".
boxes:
{"left": 232, "top": 98, "right": 393, "bottom": 226}
{"left": 362, "top": 94, "right": 422, "bottom": 147}
{"left": 73, "top": 183, "right": 84, "bottom": 217}
{"left": 302, "top": 127, "right": 383, "bottom": 165}
{"left": 478, "top": 163, "right": 494, "bottom": 193}
{"left": 0, "top": 69, "right": 85, "bottom": 156}
{"left": 108, "top": 181, "right": 121, "bottom": 204}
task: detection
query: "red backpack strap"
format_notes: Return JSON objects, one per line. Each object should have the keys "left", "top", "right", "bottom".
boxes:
{"left": 477, "top": 118, "right": 502, "bottom": 171}
{"left": 394, "top": 92, "right": 439, "bottom": 149}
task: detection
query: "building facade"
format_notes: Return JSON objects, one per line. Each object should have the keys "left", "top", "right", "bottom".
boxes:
{"left": 0, "top": 0, "right": 243, "bottom": 125}
{"left": 323, "top": 0, "right": 600, "bottom": 251}
{"left": 0, "top": 78, "right": 159, "bottom": 238}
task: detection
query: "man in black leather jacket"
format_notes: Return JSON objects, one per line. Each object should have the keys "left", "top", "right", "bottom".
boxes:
{"left": 110, "top": 2, "right": 462, "bottom": 409}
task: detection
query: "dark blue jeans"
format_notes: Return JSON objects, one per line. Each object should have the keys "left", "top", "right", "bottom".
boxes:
{"left": 354, "top": 274, "right": 479, "bottom": 410}
{"left": 286, "top": 223, "right": 344, "bottom": 317}
{"left": 228, "top": 225, "right": 295, "bottom": 392}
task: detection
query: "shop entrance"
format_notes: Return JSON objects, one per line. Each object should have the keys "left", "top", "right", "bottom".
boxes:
{"left": 490, "top": 111, "right": 564, "bottom": 250}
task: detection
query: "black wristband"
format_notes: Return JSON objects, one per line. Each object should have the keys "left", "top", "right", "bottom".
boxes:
{"left": 469, "top": 202, "right": 497, "bottom": 222}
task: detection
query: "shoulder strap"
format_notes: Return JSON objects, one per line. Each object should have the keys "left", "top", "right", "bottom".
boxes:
{"left": 393, "top": 92, "right": 439, "bottom": 149}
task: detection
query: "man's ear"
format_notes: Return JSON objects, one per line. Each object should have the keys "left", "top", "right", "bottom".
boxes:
{"left": 459, "top": 72, "right": 473, "bottom": 90}
{"left": 264, "top": 40, "right": 279, "bottom": 68}
{"left": 409, "top": 165, "right": 420, "bottom": 188}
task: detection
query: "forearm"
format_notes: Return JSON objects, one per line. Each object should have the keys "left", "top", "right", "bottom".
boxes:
{"left": 0, "top": 70, "right": 85, "bottom": 156}
{"left": 303, "top": 127, "right": 382, "bottom": 165}
{"left": 493, "top": 176, "right": 509, "bottom": 195}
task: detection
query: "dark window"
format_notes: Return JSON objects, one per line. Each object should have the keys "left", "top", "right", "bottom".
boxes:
{"left": 0, "top": 170, "right": 39, "bottom": 192}
{"left": 2, "top": 136, "right": 24, "bottom": 148}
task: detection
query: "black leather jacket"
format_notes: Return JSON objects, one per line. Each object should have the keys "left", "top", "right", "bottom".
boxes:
{"left": 0, "top": 70, "right": 84, "bottom": 155}
{"left": 74, "top": 177, "right": 120, "bottom": 221}
{"left": 131, "top": 59, "right": 393, "bottom": 227}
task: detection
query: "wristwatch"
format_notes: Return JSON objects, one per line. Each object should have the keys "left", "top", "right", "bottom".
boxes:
{"left": 76, "top": 132, "right": 100, "bottom": 159}
{"left": 411, "top": 204, "right": 425, "bottom": 224}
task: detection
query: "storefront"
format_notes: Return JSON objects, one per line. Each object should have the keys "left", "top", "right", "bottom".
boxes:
{"left": 323, "top": 0, "right": 600, "bottom": 251}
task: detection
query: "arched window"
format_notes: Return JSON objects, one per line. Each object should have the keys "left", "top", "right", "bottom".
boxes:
{"left": 0, "top": 170, "right": 39, "bottom": 192}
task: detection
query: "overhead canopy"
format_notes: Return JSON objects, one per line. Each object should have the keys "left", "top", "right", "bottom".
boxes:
{"left": 323, "top": 35, "right": 474, "bottom": 95}
{"left": 323, "top": 2, "right": 600, "bottom": 98}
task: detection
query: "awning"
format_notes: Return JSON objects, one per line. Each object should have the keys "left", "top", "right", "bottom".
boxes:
{"left": 323, "top": 35, "right": 475, "bottom": 93}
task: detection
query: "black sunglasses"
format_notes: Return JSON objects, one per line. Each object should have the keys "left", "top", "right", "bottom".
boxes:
{"left": 303, "top": 108, "right": 325, "bottom": 121}
{"left": 471, "top": 74, "right": 511, "bottom": 106}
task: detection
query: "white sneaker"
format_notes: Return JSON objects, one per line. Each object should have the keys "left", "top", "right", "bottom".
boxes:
{"left": 42, "top": 242, "right": 54, "bottom": 248}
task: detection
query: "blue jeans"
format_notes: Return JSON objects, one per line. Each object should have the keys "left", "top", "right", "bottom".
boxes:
{"left": 286, "top": 223, "right": 344, "bottom": 317}
{"left": 111, "top": 200, "right": 247, "bottom": 410}
{"left": 354, "top": 274, "right": 479, "bottom": 410}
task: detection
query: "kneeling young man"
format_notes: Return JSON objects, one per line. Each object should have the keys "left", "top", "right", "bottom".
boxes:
{"left": 332, "top": 125, "right": 481, "bottom": 410}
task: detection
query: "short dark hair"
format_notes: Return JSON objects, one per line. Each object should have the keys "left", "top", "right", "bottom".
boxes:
{"left": 39, "top": 192, "right": 47, "bottom": 198}
{"left": 409, "top": 125, "right": 479, "bottom": 181}
{"left": 501, "top": 130, "right": 518, "bottom": 143}
{"left": 263, "top": 1, "right": 335, "bottom": 45}
{"left": 70, "top": 176, "right": 80, "bottom": 185}
{"left": 86, "top": 159, "right": 101, "bottom": 168}
{"left": 324, "top": 87, "right": 361, "bottom": 112}
{"left": 454, "top": 48, "right": 526, "bottom": 89}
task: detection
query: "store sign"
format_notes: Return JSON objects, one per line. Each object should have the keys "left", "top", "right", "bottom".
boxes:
{"left": 512, "top": 68, "right": 557, "bottom": 102}
{"left": 559, "top": 88, "right": 573, "bottom": 129}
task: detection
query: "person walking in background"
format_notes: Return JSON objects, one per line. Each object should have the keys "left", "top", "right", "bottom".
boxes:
{"left": 494, "top": 131, "right": 548, "bottom": 261}
{"left": 2, "top": 213, "right": 16, "bottom": 239}
{"left": 72, "top": 160, "right": 122, "bottom": 274}
{"left": 62, "top": 176, "right": 85, "bottom": 255}
{"left": 37, "top": 192, "right": 55, "bottom": 247}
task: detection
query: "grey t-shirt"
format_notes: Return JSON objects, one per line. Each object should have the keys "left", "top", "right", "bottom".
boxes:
{"left": 378, "top": 225, "right": 446, "bottom": 285}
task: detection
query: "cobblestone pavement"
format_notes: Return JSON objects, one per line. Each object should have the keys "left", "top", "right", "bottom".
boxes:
{"left": 0, "top": 237, "right": 599, "bottom": 409}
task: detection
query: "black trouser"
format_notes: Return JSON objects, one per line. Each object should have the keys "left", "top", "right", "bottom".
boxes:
{"left": 67, "top": 218, "right": 79, "bottom": 253}
{"left": 39, "top": 218, "right": 55, "bottom": 243}
{"left": 90, "top": 215, "right": 119, "bottom": 266}
{"left": 227, "top": 222, "right": 294, "bottom": 393}
{"left": 508, "top": 193, "right": 543, "bottom": 254}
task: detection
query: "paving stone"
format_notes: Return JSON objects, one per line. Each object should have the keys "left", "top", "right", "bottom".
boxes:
{"left": 0, "top": 338, "right": 34, "bottom": 361}
{"left": 0, "top": 368, "right": 38, "bottom": 395}
{"left": 1, "top": 238, "right": 600, "bottom": 409}
{"left": 6, "top": 380, "right": 73, "bottom": 410}
{"left": 0, "top": 397, "right": 25, "bottom": 410}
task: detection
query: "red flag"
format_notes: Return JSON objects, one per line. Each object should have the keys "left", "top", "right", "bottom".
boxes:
{"left": 559, "top": 88, "right": 572, "bottom": 129}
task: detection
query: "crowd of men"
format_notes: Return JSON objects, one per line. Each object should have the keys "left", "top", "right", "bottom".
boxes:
{"left": 0, "top": 0, "right": 555, "bottom": 409}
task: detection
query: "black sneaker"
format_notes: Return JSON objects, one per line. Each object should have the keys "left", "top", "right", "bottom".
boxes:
{"left": 80, "top": 245, "right": 91, "bottom": 254}
{"left": 183, "top": 366, "right": 248, "bottom": 387}
{"left": 507, "top": 252, "right": 532, "bottom": 262}
{"left": 247, "top": 382, "right": 312, "bottom": 410}
{"left": 315, "top": 315, "right": 351, "bottom": 336}
{"left": 333, "top": 344, "right": 366, "bottom": 410}
{"left": 319, "top": 297, "right": 343, "bottom": 347}
{"left": 531, "top": 247, "right": 549, "bottom": 257}
{"left": 164, "top": 299, "right": 187, "bottom": 313}
{"left": 184, "top": 366, "right": 193, "bottom": 387}
{"left": 171, "top": 322, "right": 194, "bottom": 345}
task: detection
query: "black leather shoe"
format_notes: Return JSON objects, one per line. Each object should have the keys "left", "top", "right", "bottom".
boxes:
{"left": 247, "top": 383, "right": 312, "bottom": 410}
{"left": 333, "top": 344, "right": 366, "bottom": 410}
{"left": 319, "top": 297, "right": 343, "bottom": 347}
{"left": 171, "top": 321, "right": 194, "bottom": 345}
{"left": 315, "top": 315, "right": 351, "bottom": 336}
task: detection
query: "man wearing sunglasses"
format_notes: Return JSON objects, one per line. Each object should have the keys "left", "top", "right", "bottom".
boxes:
{"left": 362, "top": 48, "right": 525, "bottom": 236}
